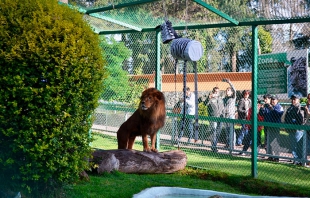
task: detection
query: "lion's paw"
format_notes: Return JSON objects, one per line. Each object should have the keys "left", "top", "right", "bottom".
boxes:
{"left": 151, "top": 148, "right": 158, "bottom": 153}
{"left": 143, "top": 148, "right": 151, "bottom": 152}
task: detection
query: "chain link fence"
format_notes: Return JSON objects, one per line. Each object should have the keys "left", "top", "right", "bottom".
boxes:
{"left": 92, "top": 25, "right": 310, "bottom": 189}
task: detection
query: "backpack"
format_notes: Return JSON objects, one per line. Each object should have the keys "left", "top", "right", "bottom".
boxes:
{"left": 284, "top": 105, "right": 305, "bottom": 125}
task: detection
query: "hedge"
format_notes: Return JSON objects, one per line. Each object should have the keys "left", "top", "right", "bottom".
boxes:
{"left": 0, "top": 0, "right": 106, "bottom": 196}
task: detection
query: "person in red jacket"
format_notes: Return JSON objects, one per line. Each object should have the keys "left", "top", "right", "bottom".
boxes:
{"left": 238, "top": 99, "right": 264, "bottom": 155}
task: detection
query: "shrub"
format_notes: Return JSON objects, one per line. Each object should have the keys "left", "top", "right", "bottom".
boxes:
{"left": 0, "top": 0, "right": 106, "bottom": 196}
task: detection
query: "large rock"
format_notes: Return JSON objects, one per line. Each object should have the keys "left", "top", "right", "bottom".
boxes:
{"left": 90, "top": 149, "right": 187, "bottom": 174}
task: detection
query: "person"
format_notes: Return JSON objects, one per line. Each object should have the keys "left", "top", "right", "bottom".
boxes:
{"left": 239, "top": 99, "right": 264, "bottom": 155}
{"left": 269, "top": 95, "right": 284, "bottom": 159}
{"left": 204, "top": 86, "right": 224, "bottom": 152}
{"left": 237, "top": 90, "right": 251, "bottom": 146}
{"left": 284, "top": 94, "right": 306, "bottom": 165}
{"left": 172, "top": 100, "right": 182, "bottom": 142}
{"left": 222, "top": 78, "right": 237, "bottom": 149}
{"left": 259, "top": 94, "right": 284, "bottom": 161}
{"left": 178, "top": 87, "right": 197, "bottom": 143}
{"left": 305, "top": 93, "right": 310, "bottom": 160}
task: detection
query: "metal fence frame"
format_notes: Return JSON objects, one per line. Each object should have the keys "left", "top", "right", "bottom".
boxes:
{"left": 65, "top": 0, "right": 310, "bottom": 190}
{"left": 92, "top": 101, "right": 310, "bottom": 163}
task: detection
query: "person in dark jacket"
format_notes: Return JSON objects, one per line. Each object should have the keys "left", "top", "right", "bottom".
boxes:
{"left": 259, "top": 94, "right": 284, "bottom": 161}
{"left": 204, "top": 86, "right": 224, "bottom": 152}
{"left": 284, "top": 94, "right": 306, "bottom": 165}
{"left": 237, "top": 90, "right": 251, "bottom": 146}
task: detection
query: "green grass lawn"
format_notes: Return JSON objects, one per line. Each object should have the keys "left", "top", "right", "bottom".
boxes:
{"left": 64, "top": 168, "right": 309, "bottom": 198}
{"left": 64, "top": 169, "right": 247, "bottom": 198}
{"left": 91, "top": 132, "right": 310, "bottom": 188}
{"left": 63, "top": 132, "right": 310, "bottom": 198}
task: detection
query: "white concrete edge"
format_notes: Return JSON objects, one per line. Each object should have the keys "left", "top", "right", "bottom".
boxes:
{"left": 132, "top": 187, "right": 303, "bottom": 198}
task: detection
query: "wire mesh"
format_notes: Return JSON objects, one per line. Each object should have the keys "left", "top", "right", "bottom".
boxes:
{"left": 91, "top": 23, "right": 310, "bottom": 189}
{"left": 68, "top": 0, "right": 310, "bottom": 34}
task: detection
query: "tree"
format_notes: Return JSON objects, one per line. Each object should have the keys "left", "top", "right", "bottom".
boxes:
{"left": 123, "top": 32, "right": 157, "bottom": 74}
{"left": 99, "top": 36, "right": 132, "bottom": 102}
{"left": 258, "top": 26, "right": 272, "bottom": 54}
{"left": 99, "top": 36, "right": 148, "bottom": 106}
{"left": 216, "top": 0, "right": 256, "bottom": 72}
{"left": 0, "top": 0, "right": 105, "bottom": 196}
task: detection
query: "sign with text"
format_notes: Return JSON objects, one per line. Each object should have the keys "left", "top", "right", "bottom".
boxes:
{"left": 257, "top": 53, "right": 289, "bottom": 95}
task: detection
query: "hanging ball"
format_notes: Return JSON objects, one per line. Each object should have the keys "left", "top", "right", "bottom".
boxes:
{"left": 170, "top": 38, "right": 204, "bottom": 61}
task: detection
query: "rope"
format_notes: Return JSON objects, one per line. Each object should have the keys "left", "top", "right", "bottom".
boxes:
{"left": 162, "top": 0, "right": 168, "bottom": 21}
{"left": 181, "top": 60, "right": 187, "bottom": 134}
{"left": 178, "top": 60, "right": 187, "bottom": 149}
{"left": 176, "top": 61, "right": 199, "bottom": 147}
{"left": 174, "top": 59, "right": 178, "bottom": 104}
{"left": 174, "top": 59, "right": 178, "bottom": 147}
{"left": 184, "top": 0, "right": 188, "bottom": 35}
{"left": 180, "top": 60, "right": 187, "bottom": 138}
{"left": 194, "top": 61, "right": 199, "bottom": 138}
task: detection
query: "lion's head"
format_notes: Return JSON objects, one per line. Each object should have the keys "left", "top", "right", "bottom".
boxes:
{"left": 140, "top": 92, "right": 154, "bottom": 111}
{"left": 138, "top": 88, "right": 166, "bottom": 119}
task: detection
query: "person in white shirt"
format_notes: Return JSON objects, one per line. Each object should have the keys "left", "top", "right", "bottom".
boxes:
{"left": 178, "top": 87, "right": 197, "bottom": 143}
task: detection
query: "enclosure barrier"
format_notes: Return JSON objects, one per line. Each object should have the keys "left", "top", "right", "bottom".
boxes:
{"left": 92, "top": 102, "right": 310, "bottom": 189}
{"left": 64, "top": 0, "right": 310, "bottom": 191}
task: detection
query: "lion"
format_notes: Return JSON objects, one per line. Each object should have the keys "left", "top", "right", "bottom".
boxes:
{"left": 117, "top": 88, "right": 166, "bottom": 152}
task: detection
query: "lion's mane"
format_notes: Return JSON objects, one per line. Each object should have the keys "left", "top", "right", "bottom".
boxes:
{"left": 117, "top": 88, "right": 166, "bottom": 152}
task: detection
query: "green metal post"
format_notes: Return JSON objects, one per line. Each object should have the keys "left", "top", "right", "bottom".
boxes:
{"left": 155, "top": 31, "right": 162, "bottom": 90}
{"left": 155, "top": 30, "right": 162, "bottom": 151}
{"left": 251, "top": 25, "right": 258, "bottom": 178}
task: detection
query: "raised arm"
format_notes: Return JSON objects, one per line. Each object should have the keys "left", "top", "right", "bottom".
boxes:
{"left": 223, "top": 78, "right": 236, "bottom": 99}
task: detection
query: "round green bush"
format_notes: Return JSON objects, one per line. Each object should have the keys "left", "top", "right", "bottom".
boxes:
{"left": 0, "top": 0, "right": 106, "bottom": 196}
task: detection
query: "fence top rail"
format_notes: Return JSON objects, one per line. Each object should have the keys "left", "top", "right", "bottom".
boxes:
{"left": 96, "top": 102, "right": 310, "bottom": 131}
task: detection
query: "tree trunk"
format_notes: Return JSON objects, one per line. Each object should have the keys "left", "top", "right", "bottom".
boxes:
{"left": 231, "top": 51, "right": 237, "bottom": 72}
{"left": 90, "top": 149, "right": 187, "bottom": 174}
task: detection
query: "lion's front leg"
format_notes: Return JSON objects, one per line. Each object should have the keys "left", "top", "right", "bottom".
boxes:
{"left": 150, "top": 133, "right": 158, "bottom": 152}
{"left": 142, "top": 134, "right": 151, "bottom": 152}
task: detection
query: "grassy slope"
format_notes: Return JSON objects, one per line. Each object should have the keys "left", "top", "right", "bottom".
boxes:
{"left": 65, "top": 170, "right": 243, "bottom": 198}
{"left": 63, "top": 133, "right": 310, "bottom": 198}
{"left": 64, "top": 167, "right": 309, "bottom": 198}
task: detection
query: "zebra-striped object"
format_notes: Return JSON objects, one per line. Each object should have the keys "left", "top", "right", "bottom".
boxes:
{"left": 160, "top": 20, "right": 176, "bottom": 44}
{"left": 170, "top": 38, "right": 203, "bottom": 61}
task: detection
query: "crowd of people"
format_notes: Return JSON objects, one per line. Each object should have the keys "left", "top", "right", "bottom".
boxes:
{"left": 174, "top": 81, "right": 310, "bottom": 166}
